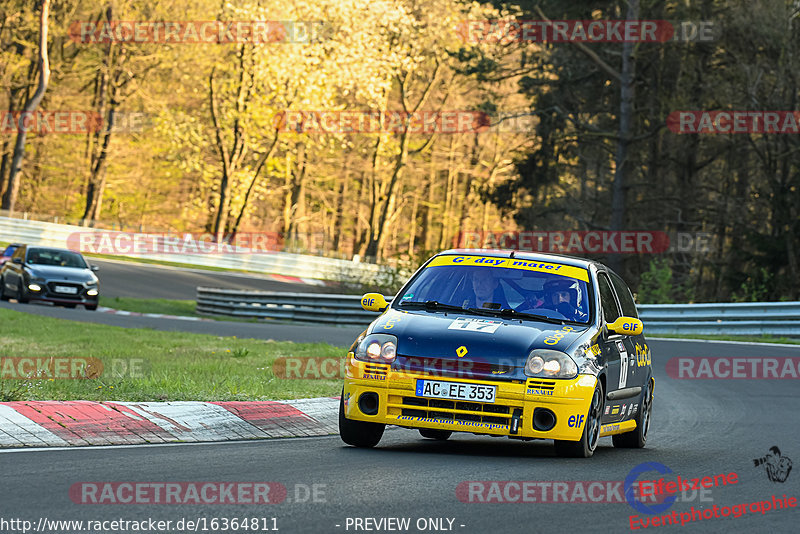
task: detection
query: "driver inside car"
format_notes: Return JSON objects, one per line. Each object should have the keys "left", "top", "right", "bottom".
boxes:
{"left": 541, "top": 278, "right": 587, "bottom": 321}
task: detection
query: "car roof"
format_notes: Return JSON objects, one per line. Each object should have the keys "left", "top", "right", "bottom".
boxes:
{"left": 27, "top": 246, "right": 81, "bottom": 254}
{"left": 436, "top": 248, "right": 606, "bottom": 271}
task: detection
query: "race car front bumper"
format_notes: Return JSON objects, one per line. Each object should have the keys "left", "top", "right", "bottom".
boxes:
{"left": 342, "top": 353, "right": 600, "bottom": 441}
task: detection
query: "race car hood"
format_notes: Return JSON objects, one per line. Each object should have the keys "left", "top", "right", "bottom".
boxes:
{"left": 27, "top": 265, "right": 96, "bottom": 283}
{"left": 369, "top": 309, "right": 588, "bottom": 380}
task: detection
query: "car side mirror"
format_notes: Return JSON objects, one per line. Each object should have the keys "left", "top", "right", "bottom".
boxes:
{"left": 360, "top": 293, "right": 388, "bottom": 312}
{"left": 90, "top": 265, "right": 99, "bottom": 272}
{"left": 12, "top": 257, "right": 22, "bottom": 264}
{"left": 606, "top": 317, "right": 643, "bottom": 336}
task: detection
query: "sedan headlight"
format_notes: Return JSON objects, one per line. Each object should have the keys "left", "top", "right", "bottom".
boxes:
{"left": 524, "top": 349, "right": 578, "bottom": 379}
{"left": 355, "top": 334, "right": 397, "bottom": 364}
{"left": 86, "top": 288, "right": 98, "bottom": 296}
{"left": 28, "top": 283, "right": 42, "bottom": 292}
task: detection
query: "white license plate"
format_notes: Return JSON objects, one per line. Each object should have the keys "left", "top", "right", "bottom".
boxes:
{"left": 54, "top": 285, "right": 78, "bottom": 294}
{"left": 415, "top": 379, "right": 496, "bottom": 403}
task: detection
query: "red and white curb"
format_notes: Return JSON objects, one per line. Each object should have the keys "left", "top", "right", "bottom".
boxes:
{"left": 0, "top": 397, "right": 338, "bottom": 448}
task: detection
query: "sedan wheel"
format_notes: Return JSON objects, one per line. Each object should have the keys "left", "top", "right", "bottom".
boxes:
{"left": 338, "top": 391, "right": 384, "bottom": 448}
{"left": 613, "top": 380, "right": 653, "bottom": 449}
{"left": 16, "top": 284, "right": 29, "bottom": 304}
{"left": 554, "top": 381, "right": 603, "bottom": 458}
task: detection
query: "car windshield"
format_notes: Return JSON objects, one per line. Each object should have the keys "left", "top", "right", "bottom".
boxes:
{"left": 396, "top": 255, "right": 592, "bottom": 324}
{"left": 26, "top": 248, "right": 87, "bottom": 269}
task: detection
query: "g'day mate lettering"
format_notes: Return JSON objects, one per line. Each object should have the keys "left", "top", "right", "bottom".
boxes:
{"left": 427, "top": 255, "right": 589, "bottom": 282}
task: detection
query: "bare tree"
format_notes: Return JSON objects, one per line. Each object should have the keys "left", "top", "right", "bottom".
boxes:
{"left": 1, "top": 0, "right": 50, "bottom": 212}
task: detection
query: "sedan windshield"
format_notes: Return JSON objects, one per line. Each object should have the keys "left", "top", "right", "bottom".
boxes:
{"left": 397, "top": 255, "right": 592, "bottom": 324}
{"left": 26, "top": 248, "right": 88, "bottom": 269}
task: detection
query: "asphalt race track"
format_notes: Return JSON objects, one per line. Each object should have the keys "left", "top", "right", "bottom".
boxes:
{"left": 3, "top": 339, "right": 800, "bottom": 534}
{"left": 0, "top": 299, "right": 364, "bottom": 346}
{"left": 87, "top": 258, "right": 336, "bottom": 299}
{"left": 0, "top": 259, "right": 363, "bottom": 345}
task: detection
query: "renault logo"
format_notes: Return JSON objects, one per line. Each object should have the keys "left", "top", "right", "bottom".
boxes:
{"left": 456, "top": 346, "right": 468, "bottom": 358}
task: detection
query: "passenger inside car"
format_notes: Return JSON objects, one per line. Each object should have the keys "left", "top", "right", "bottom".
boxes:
{"left": 458, "top": 268, "right": 510, "bottom": 310}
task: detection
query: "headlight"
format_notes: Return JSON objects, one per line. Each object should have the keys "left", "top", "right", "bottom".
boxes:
{"left": 28, "top": 283, "right": 42, "bottom": 291}
{"left": 355, "top": 334, "right": 397, "bottom": 364}
{"left": 86, "top": 288, "right": 98, "bottom": 296}
{"left": 524, "top": 349, "right": 578, "bottom": 379}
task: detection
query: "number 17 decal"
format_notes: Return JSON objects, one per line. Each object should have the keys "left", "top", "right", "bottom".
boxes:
{"left": 617, "top": 340, "right": 628, "bottom": 388}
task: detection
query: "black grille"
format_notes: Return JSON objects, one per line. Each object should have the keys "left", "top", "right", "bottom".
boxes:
{"left": 363, "top": 363, "right": 388, "bottom": 376}
{"left": 526, "top": 379, "right": 556, "bottom": 390}
{"left": 400, "top": 396, "right": 512, "bottom": 426}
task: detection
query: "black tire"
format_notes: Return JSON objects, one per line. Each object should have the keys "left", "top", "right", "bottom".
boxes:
{"left": 85, "top": 304, "right": 98, "bottom": 311}
{"left": 338, "top": 392, "right": 384, "bottom": 448}
{"left": 16, "top": 284, "right": 28, "bottom": 304}
{"left": 0, "top": 277, "right": 8, "bottom": 301}
{"left": 419, "top": 429, "right": 452, "bottom": 441}
{"left": 613, "top": 379, "right": 653, "bottom": 449}
{"left": 554, "top": 380, "right": 604, "bottom": 458}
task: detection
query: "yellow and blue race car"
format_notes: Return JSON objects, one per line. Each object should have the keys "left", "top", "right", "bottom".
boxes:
{"left": 339, "top": 249, "right": 654, "bottom": 458}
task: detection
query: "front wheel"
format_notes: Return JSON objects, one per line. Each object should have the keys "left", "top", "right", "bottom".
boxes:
{"left": 0, "top": 276, "right": 8, "bottom": 301}
{"left": 16, "top": 284, "right": 29, "bottom": 304}
{"left": 338, "top": 391, "right": 384, "bottom": 448}
{"left": 554, "top": 380, "right": 603, "bottom": 458}
{"left": 85, "top": 304, "right": 98, "bottom": 311}
{"left": 419, "top": 429, "right": 452, "bottom": 441}
{"left": 613, "top": 379, "right": 653, "bottom": 448}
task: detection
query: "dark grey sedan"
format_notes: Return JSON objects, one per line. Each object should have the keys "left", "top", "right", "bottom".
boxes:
{"left": 0, "top": 245, "right": 99, "bottom": 310}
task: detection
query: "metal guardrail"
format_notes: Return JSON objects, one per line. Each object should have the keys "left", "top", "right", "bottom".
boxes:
{"left": 638, "top": 302, "right": 800, "bottom": 336}
{"left": 196, "top": 288, "right": 394, "bottom": 324}
{"left": 196, "top": 288, "right": 800, "bottom": 336}
{"left": 0, "top": 216, "right": 385, "bottom": 282}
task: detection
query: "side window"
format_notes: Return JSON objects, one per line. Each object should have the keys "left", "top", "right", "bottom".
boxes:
{"left": 597, "top": 273, "right": 620, "bottom": 323}
{"left": 610, "top": 271, "right": 639, "bottom": 318}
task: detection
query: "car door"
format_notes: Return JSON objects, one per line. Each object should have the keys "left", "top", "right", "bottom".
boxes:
{"left": 4, "top": 245, "right": 26, "bottom": 292}
{"left": 609, "top": 270, "right": 648, "bottom": 394}
{"left": 596, "top": 272, "right": 626, "bottom": 406}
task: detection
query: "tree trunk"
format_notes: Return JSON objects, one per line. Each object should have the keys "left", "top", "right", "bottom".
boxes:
{"left": 1, "top": 0, "right": 51, "bottom": 212}
{"left": 608, "top": 0, "right": 638, "bottom": 271}
{"left": 229, "top": 134, "right": 279, "bottom": 236}
{"left": 332, "top": 174, "right": 348, "bottom": 251}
